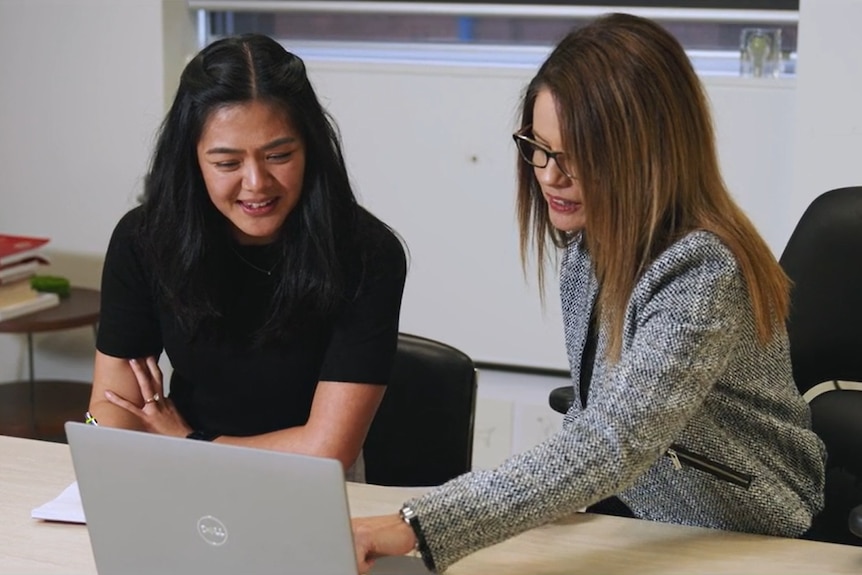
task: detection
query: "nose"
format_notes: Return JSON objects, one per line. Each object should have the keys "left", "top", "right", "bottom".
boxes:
{"left": 535, "top": 159, "right": 571, "bottom": 188}
{"left": 242, "top": 159, "right": 270, "bottom": 191}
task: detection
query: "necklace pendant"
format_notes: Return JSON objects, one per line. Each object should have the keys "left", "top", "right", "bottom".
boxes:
{"left": 230, "top": 245, "right": 277, "bottom": 277}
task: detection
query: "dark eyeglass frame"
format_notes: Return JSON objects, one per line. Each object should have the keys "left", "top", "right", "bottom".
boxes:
{"left": 512, "top": 127, "right": 576, "bottom": 180}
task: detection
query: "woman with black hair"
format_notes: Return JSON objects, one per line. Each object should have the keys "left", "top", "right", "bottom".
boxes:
{"left": 87, "top": 34, "right": 407, "bottom": 480}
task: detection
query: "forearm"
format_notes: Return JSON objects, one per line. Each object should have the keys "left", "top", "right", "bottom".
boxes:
{"left": 407, "top": 420, "right": 642, "bottom": 572}
{"left": 213, "top": 426, "right": 359, "bottom": 470}
{"left": 212, "top": 380, "right": 384, "bottom": 470}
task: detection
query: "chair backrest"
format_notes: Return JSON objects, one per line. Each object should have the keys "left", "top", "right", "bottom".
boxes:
{"left": 778, "top": 186, "right": 862, "bottom": 395}
{"left": 363, "top": 333, "right": 477, "bottom": 487}
{"left": 779, "top": 186, "right": 862, "bottom": 545}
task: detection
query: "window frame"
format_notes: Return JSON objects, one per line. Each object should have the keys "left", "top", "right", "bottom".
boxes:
{"left": 190, "top": 1, "right": 799, "bottom": 77}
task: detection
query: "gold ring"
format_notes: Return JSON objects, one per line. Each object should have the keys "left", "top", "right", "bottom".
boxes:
{"left": 144, "top": 393, "right": 161, "bottom": 404}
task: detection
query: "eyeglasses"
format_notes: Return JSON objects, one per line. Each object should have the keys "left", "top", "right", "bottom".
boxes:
{"left": 512, "top": 128, "right": 576, "bottom": 180}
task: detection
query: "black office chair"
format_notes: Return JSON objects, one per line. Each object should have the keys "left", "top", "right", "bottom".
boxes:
{"left": 363, "top": 333, "right": 478, "bottom": 487}
{"left": 779, "top": 186, "right": 862, "bottom": 545}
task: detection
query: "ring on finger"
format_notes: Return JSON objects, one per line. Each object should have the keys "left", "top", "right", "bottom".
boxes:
{"left": 144, "top": 392, "right": 161, "bottom": 404}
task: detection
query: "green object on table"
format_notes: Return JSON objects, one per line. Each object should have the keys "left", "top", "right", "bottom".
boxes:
{"left": 30, "top": 275, "right": 71, "bottom": 298}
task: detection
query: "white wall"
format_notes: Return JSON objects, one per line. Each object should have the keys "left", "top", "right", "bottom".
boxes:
{"left": 307, "top": 62, "right": 797, "bottom": 371}
{"left": 788, "top": 0, "right": 862, "bottom": 404}
{"left": 472, "top": 368, "right": 568, "bottom": 469}
{"left": 0, "top": 3, "right": 850, "bottom": 446}
{"left": 0, "top": 0, "right": 195, "bottom": 383}
{"left": 792, "top": 0, "right": 862, "bottom": 219}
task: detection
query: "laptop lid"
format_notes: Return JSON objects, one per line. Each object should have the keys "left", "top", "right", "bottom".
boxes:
{"left": 65, "top": 422, "right": 428, "bottom": 575}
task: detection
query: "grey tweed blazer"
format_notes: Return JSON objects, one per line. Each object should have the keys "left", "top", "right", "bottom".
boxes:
{"left": 407, "top": 231, "right": 826, "bottom": 573}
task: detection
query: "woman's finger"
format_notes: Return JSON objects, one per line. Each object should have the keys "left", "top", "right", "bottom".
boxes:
{"left": 144, "top": 356, "right": 164, "bottom": 394}
{"left": 105, "top": 390, "right": 142, "bottom": 414}
{"left": 356, "top": 554, "right": 375, "bottom": 575}
{"left": 353, "top": 540, "right": 375, "bottom": 575}
{"left": 129, "top": 358, "right": 156, "bottom": 405}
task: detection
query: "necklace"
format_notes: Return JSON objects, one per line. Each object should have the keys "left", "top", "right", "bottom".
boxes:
{"left": 229, "top": 245, "right": 278, "bottom": 277}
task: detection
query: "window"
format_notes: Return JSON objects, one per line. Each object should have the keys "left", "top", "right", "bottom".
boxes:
{"left": 189, "top": 1, "right": 798, "bottom": 75}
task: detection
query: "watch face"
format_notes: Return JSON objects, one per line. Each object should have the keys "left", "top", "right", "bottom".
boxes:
{"left": 399, "top": 505, "right": 417, "bottom": 523}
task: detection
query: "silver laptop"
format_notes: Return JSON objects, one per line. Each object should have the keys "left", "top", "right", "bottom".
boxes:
{"left": 65, "top": 422, "right": 429, "bottom": 575}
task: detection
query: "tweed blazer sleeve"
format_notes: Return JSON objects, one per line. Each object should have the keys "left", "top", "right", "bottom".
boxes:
{"left": 405, "top": 232, "right": 753, "bottom": 572}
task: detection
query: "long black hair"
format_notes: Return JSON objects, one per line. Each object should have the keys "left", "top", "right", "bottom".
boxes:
{"left": 140, "top": 34, "right": 364, "bottom": 342}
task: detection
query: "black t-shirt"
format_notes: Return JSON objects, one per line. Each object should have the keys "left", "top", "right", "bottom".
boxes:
{"left": 97, "top": 206, "right": 407, "bottom": 437}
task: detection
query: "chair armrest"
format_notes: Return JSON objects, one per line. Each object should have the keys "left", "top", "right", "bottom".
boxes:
{"left": 549, "top": 386, "right": 575, "bottom": 415}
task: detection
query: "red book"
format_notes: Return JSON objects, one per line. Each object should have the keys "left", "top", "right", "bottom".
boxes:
{"left": 0, "top": 233, "right": 50, "bottom": 267}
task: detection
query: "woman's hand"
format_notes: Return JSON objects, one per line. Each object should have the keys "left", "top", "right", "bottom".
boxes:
{"left": 351, "top": 513, "right": 418, "bottom": 574}
{"left": 104, "top": 356, "right": 192, "bottom": 438}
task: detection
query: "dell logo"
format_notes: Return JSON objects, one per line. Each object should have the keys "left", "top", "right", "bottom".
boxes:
{"left": 197, "top": 515, "right": 228, "bottom": 546}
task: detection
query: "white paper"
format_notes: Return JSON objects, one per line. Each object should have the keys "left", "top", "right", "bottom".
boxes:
{"left": 31, "top": 481, "right": 86, "bottom": 524}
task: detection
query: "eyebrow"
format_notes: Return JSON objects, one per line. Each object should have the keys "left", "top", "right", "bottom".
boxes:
{"left": 204, "top": 136, "right": 298, "bottom": 155}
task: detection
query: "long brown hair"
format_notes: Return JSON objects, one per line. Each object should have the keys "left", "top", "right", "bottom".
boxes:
{"left": 517, "top": 13, "right": 789, "bottom": 360}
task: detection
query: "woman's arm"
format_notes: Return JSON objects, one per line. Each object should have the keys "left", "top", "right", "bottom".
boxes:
{"left": 91, "top": 207, "right": 165, "bottom": 430}
{"left": 89, "top": 350, "right": 149, "bottom": 430}
{"left": 95, "top": 353, "right": 194, "bottom": 437}
{"left": 214, "top": 380, "right": 386, "bottom": 470}
{"left": 96, "top": 348, "right": 386, "bottom": 471}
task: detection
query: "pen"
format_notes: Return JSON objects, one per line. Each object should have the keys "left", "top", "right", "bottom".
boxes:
{"left": 84, "top": 411, "right": 99, "bottom": 426}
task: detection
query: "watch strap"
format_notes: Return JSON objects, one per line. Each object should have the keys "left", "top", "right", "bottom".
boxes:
{"left": 186, "top": 430, "right": 220, "bottom": 441}
{"left": 399, "top": 504, "right": 437, "bottom": 572}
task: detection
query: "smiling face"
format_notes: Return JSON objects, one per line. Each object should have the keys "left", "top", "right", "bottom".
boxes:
{"left": 196, "top": 100, "right": 306, "bottom": 245}
{"left": 531, "top": 88, "right": 585, "bottom": 234}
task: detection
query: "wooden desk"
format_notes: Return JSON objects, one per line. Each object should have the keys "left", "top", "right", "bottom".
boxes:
{"left": 0, "top": 287, "right": 99, "bottom": 441}
{"left": 2, "top": 436, "right": 861, "bottom": 574}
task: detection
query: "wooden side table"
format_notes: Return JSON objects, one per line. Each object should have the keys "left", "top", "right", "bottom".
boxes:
{"left": 0, "top": 287, "right": 100, "bottom": 442}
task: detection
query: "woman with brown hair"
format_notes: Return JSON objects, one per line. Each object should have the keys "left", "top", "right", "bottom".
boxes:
{"left": 352, "top": 13, "right": 824, "bottom": 573}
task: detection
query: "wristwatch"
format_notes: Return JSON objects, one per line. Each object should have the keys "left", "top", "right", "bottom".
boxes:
{"left": 399, "top": 504, "right": 420, "bottom": 551}
{"left": 399, "top": 504, "right": 436, "bottom": 572}
{"left": 186, "top": 430, "right": 220, "bottom": 441}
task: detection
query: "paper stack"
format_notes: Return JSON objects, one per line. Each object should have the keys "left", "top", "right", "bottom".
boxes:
{"left": 0, "top": 233, "right": 59, "bottom": 322}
